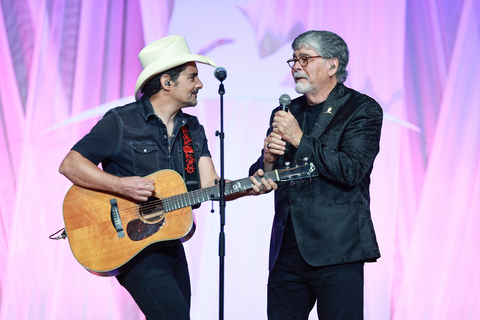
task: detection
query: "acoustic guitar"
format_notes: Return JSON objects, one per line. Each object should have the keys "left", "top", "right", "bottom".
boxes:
{"left": 62, "top": 163, "right": 317, "bottom": 276}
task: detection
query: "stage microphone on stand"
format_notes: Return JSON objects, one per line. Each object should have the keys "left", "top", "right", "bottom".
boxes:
{"left": 279, "top": 94, "right": 291, "bottom": 111}
{"left": 214, "top": 67, "right": 227, "bottom": 82}
{"left": 213, "top": 65, "right": 227, "bottom": 320}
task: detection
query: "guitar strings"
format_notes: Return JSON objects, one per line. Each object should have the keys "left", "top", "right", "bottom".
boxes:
{"left": 112, "top": 176, "right": 257, "bottom": 220}
{"left": 110, "top": 168, "right": 300, "bottom": 220}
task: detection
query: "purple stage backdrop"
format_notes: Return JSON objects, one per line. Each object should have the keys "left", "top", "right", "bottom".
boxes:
{"left": 1, "top": 0, "right": 479, "bottom": 319}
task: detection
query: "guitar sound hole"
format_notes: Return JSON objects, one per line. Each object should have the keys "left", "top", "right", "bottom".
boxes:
{"left": 139, "top": 197, "right": 165, "bottom": 223}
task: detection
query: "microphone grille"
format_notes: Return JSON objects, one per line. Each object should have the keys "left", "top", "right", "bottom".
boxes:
{"left": 214, "top": 66, "right": 227, "bottom": 81}
{"left": 279, "top": 94, "right": 291, "bottom": 104}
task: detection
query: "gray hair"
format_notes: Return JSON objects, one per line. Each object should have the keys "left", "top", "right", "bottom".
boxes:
{"left": 292, "top": 30, "right": 349, "bottom": 83}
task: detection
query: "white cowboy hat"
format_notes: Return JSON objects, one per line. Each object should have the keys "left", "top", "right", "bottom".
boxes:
{"left": 135, "top": 35, "right": 216, "bottom": 100}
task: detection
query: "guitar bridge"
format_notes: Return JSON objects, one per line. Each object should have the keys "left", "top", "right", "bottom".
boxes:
{"left": 110, "top": 199, "right": 125, "bottom": 238}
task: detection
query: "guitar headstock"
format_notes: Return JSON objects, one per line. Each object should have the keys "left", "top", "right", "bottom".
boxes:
{"left": 276, "top": 161, "right": 318, "bottom": 182}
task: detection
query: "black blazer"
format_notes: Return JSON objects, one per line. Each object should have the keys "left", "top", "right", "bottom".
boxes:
{"left": 250, "top": 83, "right": 383, "bottom": 270}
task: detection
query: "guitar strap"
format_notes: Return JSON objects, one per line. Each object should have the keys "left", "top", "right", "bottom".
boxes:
{"left": 180, "top": 125, "right": 200, "bottom": 195}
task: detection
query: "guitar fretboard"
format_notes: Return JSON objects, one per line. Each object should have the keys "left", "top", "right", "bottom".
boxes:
{"left": 162, "top": 171, "right": 279, "bottom": 212}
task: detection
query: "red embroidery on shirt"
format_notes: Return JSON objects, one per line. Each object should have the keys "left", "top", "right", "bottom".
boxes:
{"left": 181, "top": 126, "right": 196, "bottom": 173}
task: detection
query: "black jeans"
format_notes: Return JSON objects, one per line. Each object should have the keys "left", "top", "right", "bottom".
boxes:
{"left": 116, "top": 244, "right": 191, "bottom": 320}
{"left": 268, "top": 244, "right": 364, "bottom": 320}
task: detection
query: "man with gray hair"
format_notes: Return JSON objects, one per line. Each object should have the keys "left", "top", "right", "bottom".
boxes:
{"left": 249, "top": 30, "right": 383, "bottom": 319}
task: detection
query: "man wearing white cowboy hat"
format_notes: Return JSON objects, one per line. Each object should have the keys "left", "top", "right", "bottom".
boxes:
{"left": 59, "top": 35, "right": 277, "bottom": 319}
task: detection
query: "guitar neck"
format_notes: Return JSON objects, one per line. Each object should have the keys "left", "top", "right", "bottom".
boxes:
{"left": 163, "top": 170, "right": 279, "bottom": 212}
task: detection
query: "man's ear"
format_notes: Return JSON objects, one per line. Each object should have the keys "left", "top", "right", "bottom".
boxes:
{"left": 329, "top": 58, "right": 339, "bottom": 76}
{"left": 161, "top": 74, "right": 172, "bottom": 89}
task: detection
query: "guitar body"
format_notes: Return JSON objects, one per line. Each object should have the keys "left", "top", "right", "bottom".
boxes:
{"left": 63, "top": 169, "right": 195, "bottom": 277}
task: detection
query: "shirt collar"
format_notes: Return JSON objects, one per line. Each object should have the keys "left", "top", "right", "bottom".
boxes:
{"left": 139, "top": 94, "right": 156, "bottom": 121}
{"left": 139, "top": 94, "right": 188, "bottom": 126}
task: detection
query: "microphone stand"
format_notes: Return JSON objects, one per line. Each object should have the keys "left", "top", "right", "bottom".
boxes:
{"left": 215, "top": 80, "right": 226, "bottom": 320}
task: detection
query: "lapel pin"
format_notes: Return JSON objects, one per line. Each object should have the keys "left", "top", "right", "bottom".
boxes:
{"left": 325, "top": 107, "right": 333, "bottom": 114}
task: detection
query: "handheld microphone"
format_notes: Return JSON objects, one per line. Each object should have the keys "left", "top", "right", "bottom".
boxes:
{"left": 279, "top": 94, "right": 291, "bottom": 111}
{"left": 214, "top": 67, "right": 227, "bottom": 82}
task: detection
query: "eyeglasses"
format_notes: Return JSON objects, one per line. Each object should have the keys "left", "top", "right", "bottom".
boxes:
{"left": 287, "top": 56, "right": 324, "bottom": 68}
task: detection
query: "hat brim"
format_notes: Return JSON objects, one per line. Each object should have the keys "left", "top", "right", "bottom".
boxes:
{"left": 135, "top": 54, "right": 216, "bottom": 100}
